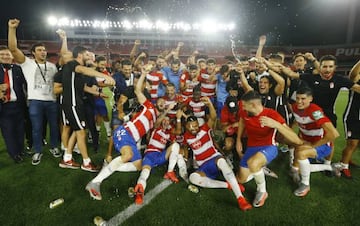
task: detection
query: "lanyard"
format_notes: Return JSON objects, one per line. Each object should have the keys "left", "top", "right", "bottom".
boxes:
{"left": 35, "top": 61, "right": 47, "bottom": 82}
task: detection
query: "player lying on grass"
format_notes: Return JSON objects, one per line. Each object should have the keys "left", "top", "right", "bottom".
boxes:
{"left": 85, "top": 65, "right": 164, "bottom": 200}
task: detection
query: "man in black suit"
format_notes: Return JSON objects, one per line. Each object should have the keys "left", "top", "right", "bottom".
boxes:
{"left": 0, "top": 46, "right": 27, "bottom": 163}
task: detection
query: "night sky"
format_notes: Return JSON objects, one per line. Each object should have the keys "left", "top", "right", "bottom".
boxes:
{"left": 1, "top": 0, "right": 359, "bottom": 46}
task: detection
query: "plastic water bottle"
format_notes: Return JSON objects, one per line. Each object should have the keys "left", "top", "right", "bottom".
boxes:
{"left": 49, "top": 198, "right": 64, "bottom": 209}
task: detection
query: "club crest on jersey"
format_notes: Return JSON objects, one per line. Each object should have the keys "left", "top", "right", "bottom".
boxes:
{"left": 193, "top": 140, "right": 202, "bottom": 149}
{"left": 312, "top": 110, "right": 324, "bottom": 120}
{"left": 160, "top": 137, "right": 167, "bottom": 144}
{"left": 329, "top": 82, "right": 334, "bottom": 88}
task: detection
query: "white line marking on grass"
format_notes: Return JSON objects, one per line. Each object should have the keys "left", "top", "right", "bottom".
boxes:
{"left": 106, "top": 180, "right": 172, "bottom": 226}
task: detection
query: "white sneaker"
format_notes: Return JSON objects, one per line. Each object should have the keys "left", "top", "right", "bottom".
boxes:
{"left": 32, "top": 153, "right": 43, "bottom": 165}
{"left": 263, "top": 167, "right": 278, "bottom": 179}
{"left": 49, "top": 147, "right": 62, "bottom": 158}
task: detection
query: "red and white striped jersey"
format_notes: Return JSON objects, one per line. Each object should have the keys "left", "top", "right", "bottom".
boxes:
{"left": 292, "top": 103, "right": 331, "bottom": 143}
{"left": 184, "top": 124, "right": 221, "bottom": 166}
{"left": 198, "top": 69, "right": 216, "bottom": 97}
{"left": 145, "top": 127, "right": 174, "bottom": 153}
{"left": 146, "top": 70, "right": 168, "bottom": 102}
{"left": 185, "top": 97, "right": 207, "bottom": 119}
{"left": 125, "top": 99, "right": 157, "bottom": 142}
{"left": 180, "top": 71, "right": 200, "bottom": 101}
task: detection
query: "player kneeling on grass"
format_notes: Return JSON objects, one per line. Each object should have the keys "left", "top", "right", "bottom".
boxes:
{"left": 290, "top": 87, "right": 340, "bottom": 197}
{"left": 134, "top": 115, "right": 187, "bottom": 204}
{"left": 236, "top": 91, "right": 303, "bottom": 208}
{"left": 183, "top": 96, "right": 252, "bottom": 211}
{"left": 86, "top": 65, "right": 162, "bottom": 200}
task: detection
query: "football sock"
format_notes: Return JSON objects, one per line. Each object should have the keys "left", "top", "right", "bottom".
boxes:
{"left": 96, "top": 125, "right": 101, "bottom": 132}
{"left": 104, "top": 121, "right": 111, "bottom": 136}
{"left": 289, "top": 147, "right": 295, "bottom": 166}
{"left": 168, "top": 143, "right": 180, "bottom": 172}
{"left": 310, "top": 164, "right": 332, "bottom": 172}
{"left": 341, "top": 162, "right": 349, "bottom": 169}
{"left": 83, "top": 158, "right": 91, "bottom": 166}
{"left": 63, "top": 153, "right": 72, "bottom": 162}
{"left": 177, "top": 154, "right": 187, "bottom": 174}
{"left": 92, "top": 156, "right": 124, "bottom": 183}
{"left": 189, "top": 172, "right": 227, "bottom": 188}
{"left": 253, "top": 170, "right": 266, "bottom": 192}
{"left": 298, "top": 159, "right": 311, "bottom": 186}
{"left": 245, "top": 174, "right": 254, "bottom": 183}
{"left": 137, "top": 168, "right": 150, "bottom": 190}
{"left": 115, "top": 162, "right": 137, "bottom": 172}
{"left": 217, "top": 158, "right": 243, "bottom": 198}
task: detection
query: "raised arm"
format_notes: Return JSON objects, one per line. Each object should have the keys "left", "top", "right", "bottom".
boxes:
{"left": 268, "top": 69, "right": 285, "bottom": 96}
{"left": 130, "top": 39, "right": 141, "bottom": 64}
{"left": 75, "top": 66, "right": 115, "bottom": 86}
{"left": 304, "top": 52, "right": 320, "bottom": 72}
{"left": 281, "top": 65, "right": 300, "bottom": 79}
{"left": 202, "top": 96, "right": 217, "bottom": 129}
{"left": 56, "top": 29, "right": 69, "bottom": 56}
{"left": 8, "top": 19, "right": 25, "bottom": 64}
{"left": 349, "top": 59, "right": 360, "bottom": 81}
{"left": 238, "top": 67, "right": 254, "bottom": 93}
{"left": 172, "top": 42, "right": 184, "bottom": 60}
{"left": 255, "top": 35, "right": 266, "bottom": 59}
{"left": 135, "top": 64, "right": 152, "bottom": 105}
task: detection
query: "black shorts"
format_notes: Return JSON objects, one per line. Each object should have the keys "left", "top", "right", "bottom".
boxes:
{"left": 344, "top": 118, "right": 360, "bottom": 139}
{"left": 62, "top": 105, "right": 86, "bottom": 131}
{"left": 276, "top": 104, "right": 291, "bottom": 125}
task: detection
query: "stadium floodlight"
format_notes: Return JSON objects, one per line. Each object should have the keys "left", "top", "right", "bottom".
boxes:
{"left": 45, "top": 16, "right": 235, "bottom": 32}
{"left": 200, "top": 19, "right": 218, "bottom": 33}
{"left": 138, "top": 19, "right": 153, "bottom": 30}
{"left": 47, "top": 16, "right": 58, "bottom": 26}
{"left": 101, "top": 21, "right": 109, "bottom": 29}
{"left": 58, "top": 17, "right": 70, "bottom": 26}
{"left": 93, "top": 20, "right": 100, "bottom": 28}
{"left": 228, "top": 23, "right": 235, "bottom": 31}
{"left": 155, "top": 20, "right": 170, "bottom": 32}
{"left": 122, "top": 20, "right": 133, "bottom": 29}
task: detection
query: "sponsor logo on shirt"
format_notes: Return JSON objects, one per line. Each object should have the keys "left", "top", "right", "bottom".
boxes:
{"left": 312, "top": 110, "right": 324, "bottom": 120}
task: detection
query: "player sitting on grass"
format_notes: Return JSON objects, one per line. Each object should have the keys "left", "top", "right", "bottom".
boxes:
{"left": 133, "top": 113, "right": 187, "bottom": 205}
{"left": 183, "top": 96, "right": 252, "bottom": 211}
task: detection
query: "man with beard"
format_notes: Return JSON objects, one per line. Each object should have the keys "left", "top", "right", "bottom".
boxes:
{"left": 236, "top": 91, "right": 302, "bottom": 208}
{"left": 183, "top": 96, "right": 252, "bottom": 211}
{"left": 281, "top": 55, "right": 360, "bottom": 164}
{"left": 59, "top": 46, "right": 115, "bottom": 172}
